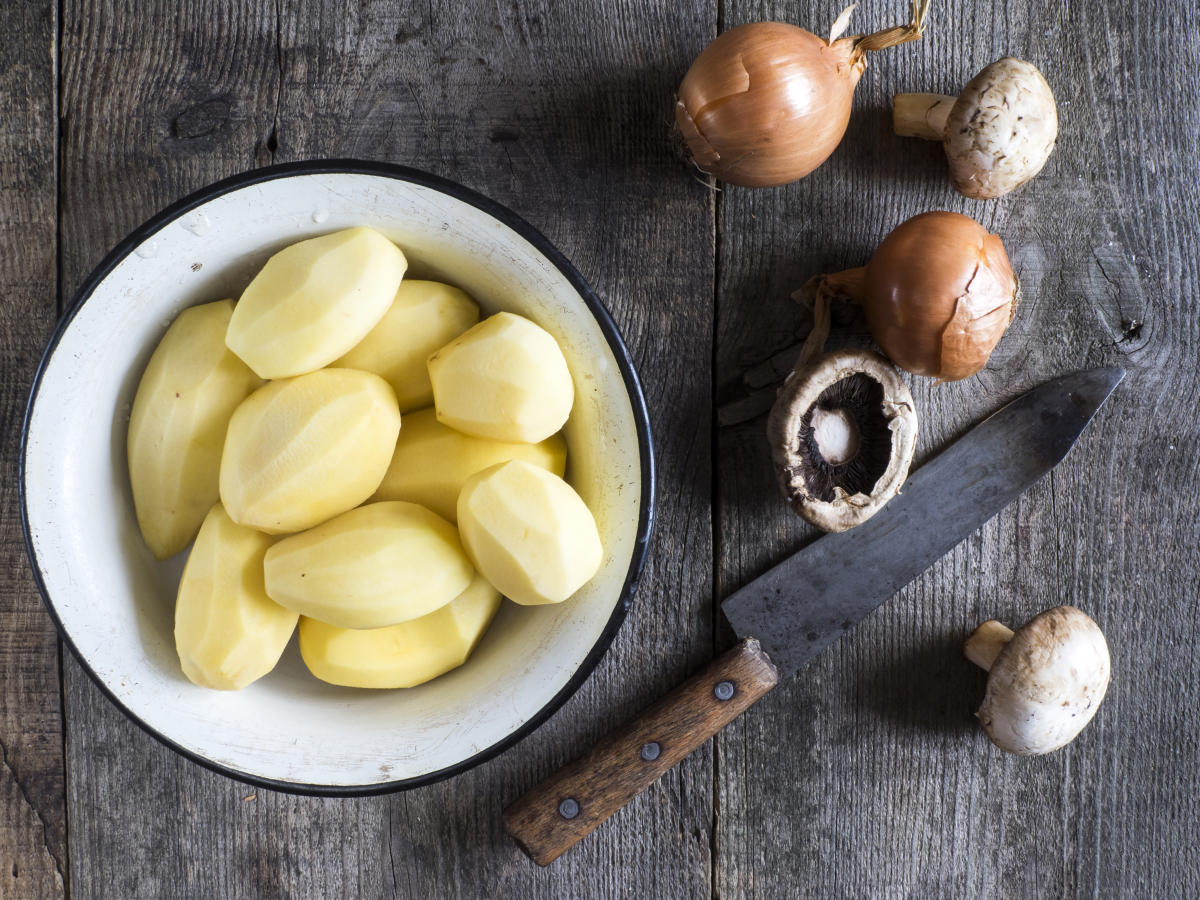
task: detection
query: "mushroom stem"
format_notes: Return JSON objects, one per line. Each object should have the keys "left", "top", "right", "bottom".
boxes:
{"left": 964, "top": 620, "right": 1015, "bottom": 671}
{"left": 810, "top": 406, "right": 860, "bottom": 465}
{"left": 790, "top": 266, "right": 866, "bottom": 371}
{"left": 790, "top": 276, "right": 837, "bottom": 372}
{"left": 892, "top": 92, "right": 955, "bottom": 140}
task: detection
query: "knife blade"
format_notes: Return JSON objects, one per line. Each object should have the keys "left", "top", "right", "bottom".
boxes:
{"left": 503, "top": 367, "right": 1124, "bottom": 866}
{"left": 722, "top": 365, "right": 1126, "bottom": 677}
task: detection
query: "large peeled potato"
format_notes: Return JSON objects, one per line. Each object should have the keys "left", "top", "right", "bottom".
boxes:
{"left": 298, "top": 573, "right": 501, "bottom": 689}
{"left": 226, "top": 226, "right": 407, "bottom": 378}
{"left": 264, "top": 501, "right": 474, "bottom": 629}
{"left": 127, "top": 299, "right": 263, "bottom": 559}
{"left": 457, "top": 460, "right": 602, "bottom": 606}
{"left": 175, "top": 504, "right": 298, "bottom": 690}
{"left": 373, "top": 407, "right": 567, "bottom": 522}
{"left": 219, "top": 369, "right": 400, "bottom": 534}
{"left": 427, "top": 312, "right": 574, "bottom": 443}
{"left": 334, "top": 280, "right": 479, "bottom": 411}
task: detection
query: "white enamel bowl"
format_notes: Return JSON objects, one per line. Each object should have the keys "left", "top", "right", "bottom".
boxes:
{"left": 21, "top": 161, "right": 653, "bottom": 793}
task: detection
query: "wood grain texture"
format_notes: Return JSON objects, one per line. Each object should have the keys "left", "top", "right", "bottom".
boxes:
{"left": 9, "top": 0, "right": 1197, "bottom": 893}
{"left": 505, "top": 638, "right": 779, "bottom": 865}
{"left": 55, "top": 0, "right": 716, "bottom": 898}
{"left": 714, "top": 0, "right": 1200, "bottom": 897}
{"left": 0, "top": 2, "right": 67, "bottom": 898}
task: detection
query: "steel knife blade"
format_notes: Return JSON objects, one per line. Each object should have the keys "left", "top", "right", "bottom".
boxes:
{"left": 722, "top": 365, "right": 1126, "bottom": 678}
{"left": 504, "top": 367, "right": 1124, "bottom": 866}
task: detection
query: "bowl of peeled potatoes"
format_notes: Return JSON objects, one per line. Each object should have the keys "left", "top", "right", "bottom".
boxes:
{"left": 20, "top": 160, "right": 654, "bottom": 793}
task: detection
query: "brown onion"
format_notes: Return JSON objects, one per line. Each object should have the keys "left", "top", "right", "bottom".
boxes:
{"left": 675, "top": 2, "right": 931, "bottom": 187}
{"left": 809, "top": 211, "right": 1018, "bottom": 381}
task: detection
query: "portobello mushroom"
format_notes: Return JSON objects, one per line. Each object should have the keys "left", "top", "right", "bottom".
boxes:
{"left": 768, "top": 348, "right": 917, "bottom": 532}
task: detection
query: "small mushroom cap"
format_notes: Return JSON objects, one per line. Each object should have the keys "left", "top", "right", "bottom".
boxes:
{"left": 977, "top": 606, "right": 1110, "bottom": 755}
{"left": 944, "top": 58, "right": 1058, "bottom": 199}
{"left": 767, "top": 349, "right": 917, "bottom": 533}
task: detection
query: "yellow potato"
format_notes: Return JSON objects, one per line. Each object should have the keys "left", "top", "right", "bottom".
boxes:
{"left": 334, "top": 280, "right": 479, "bottom": 412}
{"left": 226, "top": 226, "right": 407, "bottom": 378}
{"left": 175, "top": 504, "right": 298, "bottom": 690}
{"left": 427, "top": 312, "right": 574, "bottom": 443}
{"left": 373, "top": 407, "right": 567, "bottom": 522}
{"left": 219, "top": 369, "right": 400, "bottom": 534}
{"left": 127, "top": 299, "right": 263, "bottom": 559}
{"left": 457, "top": 460, "right": 601, "bottom": 606}
{"left": 264, "top": 501, "right": 474, "bottom": 629}
{"left": 298, "top": 573, "right": 501, "bottom": 689}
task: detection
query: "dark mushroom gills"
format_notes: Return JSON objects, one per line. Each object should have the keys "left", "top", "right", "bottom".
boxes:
{"left": 767, "top": 283, "right": 917, "bottom": 533}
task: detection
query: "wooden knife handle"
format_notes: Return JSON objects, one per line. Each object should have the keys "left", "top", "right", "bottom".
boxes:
{"left": 502, "top": 638, "right": 780, "bottom": 865}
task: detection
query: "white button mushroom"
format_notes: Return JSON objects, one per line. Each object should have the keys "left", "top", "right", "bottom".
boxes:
{"left": 964, "top": 606, "right": 1110, "bottom": 755}
{"left": 893, "top": 58, "right": 1058, "bottom": 199}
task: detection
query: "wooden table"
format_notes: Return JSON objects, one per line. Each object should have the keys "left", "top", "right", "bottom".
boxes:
{"left": 3, "top": 1, "right": 1197, "bottom": 896}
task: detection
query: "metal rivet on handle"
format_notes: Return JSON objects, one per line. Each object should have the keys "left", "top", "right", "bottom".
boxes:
{"left": 714, "top": 680, "right": 735, "bottom": 701}
{"left": 640, "top": 741, "right": 661, "bottom": 761}
{"left": 558, "top": 798, "right": 580, "bottom": 820}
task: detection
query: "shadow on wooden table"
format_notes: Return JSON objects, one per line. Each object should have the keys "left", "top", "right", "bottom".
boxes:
{"left": 856, "top": 628, "right": 988, "bottom": 736}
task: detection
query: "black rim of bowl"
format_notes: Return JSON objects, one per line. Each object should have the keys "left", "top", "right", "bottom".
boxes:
{"left": 19, "top": 159, "right": 657, "bottom": 797}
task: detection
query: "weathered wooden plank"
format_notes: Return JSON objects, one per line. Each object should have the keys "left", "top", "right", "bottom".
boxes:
{"left": 59, "top": 0, "right": 717, "bottom": 897}
{"left": 265, "top": 2, "right": 719, "bottom": 893}
{"left": 713, "top": 0, "right": 1199, "bottom": 896}
{"left": 56, "top": 4, "right": 305, "bottom": 899}
{"left": 0, "top": 2, "right": 68, "bottom": 897}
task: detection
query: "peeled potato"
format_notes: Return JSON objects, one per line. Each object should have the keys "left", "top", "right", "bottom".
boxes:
{"left": 264, "top": 501, "right": 474, "bottom": 629}
{"left": 457, "top": 460, "right": 601, "bottom": 606}
{"left": 127, "top": 299, "right": 263, "bottom": 559}
{"left": 427, "top": 312, "right": 574, "bottom": 443}
{"left": 226, "top": 226, "right": 407, "bottom": 379}
{"left": 373, "top": 407, "right": 567, "bottom": 522}
{"left": 334, "top": 280, "right": 479, "bottom": 412}
{"left": 298, "top": 573, "right": 501, "bottom": 689}
{"left": 219, "top": 369, "right": 400, "bottom": 534}
{"left": 175, "top": 504, "right": 298, "bottom": 690}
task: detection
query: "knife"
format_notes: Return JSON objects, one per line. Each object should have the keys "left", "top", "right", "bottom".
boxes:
{"left": 503, "top": 367, "right": 1125, "bottom": 865}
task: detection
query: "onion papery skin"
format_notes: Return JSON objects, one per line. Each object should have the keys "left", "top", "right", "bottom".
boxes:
{"left": 675, "top": 23, "right": 864, "bottom": 188}
{"left": 862, "top": 211, "right": 1017, "bottom": 381}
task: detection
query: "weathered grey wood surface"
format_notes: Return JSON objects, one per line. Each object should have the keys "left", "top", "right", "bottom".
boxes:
{"left": 714, "top": 1, "right": 1199, "bottom": 897}
{"left": 0, "top": 3, "right": 67, "bottom": 898}
{"left": 2, "top": 0, "right": 1197, "bottom": 897}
